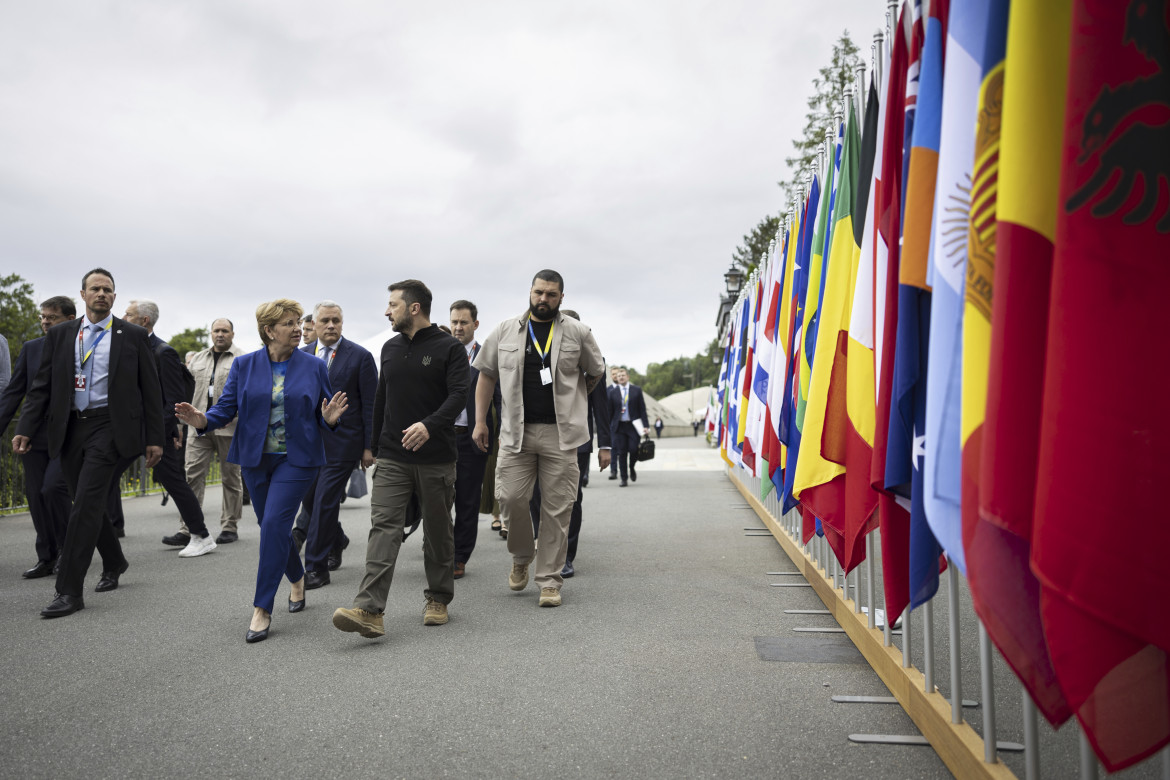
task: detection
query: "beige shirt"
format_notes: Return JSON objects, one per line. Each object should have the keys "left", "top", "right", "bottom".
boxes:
{"left": 188, "top": 344, "right": 244, "bottom": 436}
{"left": 474, "top": 311, "right": 604, "bottom": 453}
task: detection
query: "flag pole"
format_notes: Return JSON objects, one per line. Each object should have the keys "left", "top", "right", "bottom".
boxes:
{"left": 873, "top": 29, "right": 885, "bottom": 92}
{"left": 1023, "top": 689, "right": 1040, "bottom": 779}
{"left": 947, "top": 563, "right": 962, "bottom": 723}
{"left": 979, "top": 621, "right": 998, "bottom": 762}
{"left": 886, "top": 0, "right": 899, "bottom": 44}
{"left": 1079, "top": 729, "right": 1099, "bottom": 780}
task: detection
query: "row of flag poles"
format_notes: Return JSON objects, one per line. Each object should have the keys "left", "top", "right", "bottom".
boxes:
{"left": 712, "top": 0, "right": 1169, "bottom": 772}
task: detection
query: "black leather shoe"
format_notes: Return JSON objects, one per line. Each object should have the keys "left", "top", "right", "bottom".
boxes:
{"left": 630, "top": 464, "right": 637, "bottom": 482}
{"left": 41, "top": 593, "right": 84, "bottom": 618}
{"left": 162, "top": 532, "right": 190, "bottom": 547}
{"left": 327, "top": 550, "right": 342, "bottom": 571}
{"left": 304, "top": 570, "right": 330, "bottom": 590}
{"left": 22, "top": 560, "right": 55, "bottom": 579}
{"left": 608, "top": 473, "right": 618, "bottom": 480}
{"left": 292, "top": 527, "right": 306, "bottom": 553}
{"left": 215, "top": 531, "right": 238, "bottom": 544}
{"left": 620, "top": 480, "right": 628, "bottom": 487}
{"left": 245, "top": 626, "right": 269, "bottom": 643}
{"left": 339, "top": 535, "right": 350, "bottom": 551}
{"left": 95, "top": 560, "right": 129, "bottom": 592}
{"left": 289, "top": 596, "right": 305, "bottom": 613}
{"left": 562, "top": 561, "right": 575, "bottom": 578}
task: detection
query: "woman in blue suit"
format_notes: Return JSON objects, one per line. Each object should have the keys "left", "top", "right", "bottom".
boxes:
{"left": 177, "top": 299, "right": 348, "bottom": 643}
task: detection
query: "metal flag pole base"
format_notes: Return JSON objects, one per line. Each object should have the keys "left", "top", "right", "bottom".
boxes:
{"left": 849, "top": 735, "right": 1024, "bottom": 751}
{"left": 792, "top": 627, "right": 846, "bottom": 633}
{"left": 832, "top": 695, "right": 979, "bottom": 707}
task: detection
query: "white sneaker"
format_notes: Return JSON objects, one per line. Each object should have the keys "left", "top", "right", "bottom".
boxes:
{"left": 178, "top": 535, "right": 217, "bottom": 558}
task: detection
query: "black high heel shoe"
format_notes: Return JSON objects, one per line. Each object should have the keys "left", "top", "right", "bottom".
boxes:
{"left": 246, "top": 625, "right": 270, "bottom": 643}
{"left": 289, "top": 596, "right": 305, "bottom": 613}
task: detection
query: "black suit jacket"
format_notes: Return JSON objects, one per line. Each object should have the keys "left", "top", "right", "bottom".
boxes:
{"left": 581, "top": 374, "right": 613, "bottom": 454}
{"left": 301, "top": 338, "right": 377, "bottom": 461}
{"left": 463, "top": 342, "right": 501, "bottom": 449}
{"left": 0, "top": 336, "right": 47, "bottom": 450}
{"left": 148, "top": 332, "right": 188, "bottom": 445}
{"left": 17, "top": 316, "right": 164, "bottom": 459}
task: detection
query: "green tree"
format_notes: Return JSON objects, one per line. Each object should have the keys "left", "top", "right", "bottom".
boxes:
{"left": 730, "top": 214, "right": 781, "bottom": 276}
{"left": 779, "top": 31, "right": 862, "bottom": 206}
{"left": 0, "top": 273, "right": 43, "bottom": 358}
{"left": 623, "top": 340, "right": 723, "bottom": 403}
{"left": 169, "top": 327, "right": 208, "bottom": 358}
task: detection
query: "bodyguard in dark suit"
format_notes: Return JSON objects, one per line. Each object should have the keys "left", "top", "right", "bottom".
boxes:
{"left": 607, "top": 367, "right": 649, "bottom": 487}
{"left": 449, "top": 300, "right": 501, "bottom": 579}
{"left": 0, "top": 296, "right": 76, "bottom": 578}
{"left": 529, "top": 311, "right": 611, "bottom": 577}
{"left": 124, "top": 299, "right": 216, "bottom": 558}
{"left": 13, "top": 269, "right": 165, "bottom": 618}
{"left": 298, "top": 301, "right": 376, "bottom": 589}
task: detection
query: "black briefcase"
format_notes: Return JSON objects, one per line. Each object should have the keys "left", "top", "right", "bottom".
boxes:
{"left": 637, "top": 438, "right": 656, "bottom": 461}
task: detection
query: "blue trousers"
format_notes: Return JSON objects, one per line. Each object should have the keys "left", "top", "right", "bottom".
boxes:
{"left": 241, "top": 454, "right": 316, "bottom": 613}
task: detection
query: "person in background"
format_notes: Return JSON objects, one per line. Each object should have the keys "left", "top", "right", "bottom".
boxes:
{"left": 124, "top": 299, "right": 216, "bottom": 560}
{"left": 0, "top": 296, "right": 76, "bottom": 579}
{"left": 183, "top": 318, "right": 245, "bottom": 545}
{"left": 298, "top": 300, "right": 375, "bottom": 590}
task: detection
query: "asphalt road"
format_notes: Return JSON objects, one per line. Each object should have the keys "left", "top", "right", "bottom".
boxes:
{"left": 0, "top": 437, "right": 957, "bottom": 779}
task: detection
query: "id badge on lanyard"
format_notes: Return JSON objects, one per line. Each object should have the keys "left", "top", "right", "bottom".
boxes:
{"left": 528, "top": 319, "right": 554, "bottom": 386}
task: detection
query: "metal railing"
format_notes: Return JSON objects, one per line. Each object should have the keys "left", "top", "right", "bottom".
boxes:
{"left": 1, "top": 420, "right": 222, "bottom": 515}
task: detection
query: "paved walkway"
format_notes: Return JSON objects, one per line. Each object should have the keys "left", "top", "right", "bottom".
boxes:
{"left": 0, "top": 437, "right": 951, "bottom": 779}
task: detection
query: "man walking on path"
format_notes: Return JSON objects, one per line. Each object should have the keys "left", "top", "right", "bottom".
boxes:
{"left": 449, "top": 299, "right": 500, "bottom": 580}
{"left": 333, "top": 280, "right": 467, "bottom": 638}
{"left": 299, "top": 300, "right": 376, "bottom": 589}
{"left": 0, "top": 296, "right": 76, "bottom": 578}
{"left": 472, "top": 270, "right": 605, "bottom": 607}
{"left": 607, "top": 368, "right": 648, "bottom": 487}
{"left": 13, "top": 269, "right": 165, "bottom": 617}
{"left": 182, "top": 317, "right": 245, "bottom": 544}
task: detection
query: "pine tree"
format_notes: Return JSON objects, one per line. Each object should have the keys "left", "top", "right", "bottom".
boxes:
{"left": 779, "top": 31, "right": 862, "bottom": 206}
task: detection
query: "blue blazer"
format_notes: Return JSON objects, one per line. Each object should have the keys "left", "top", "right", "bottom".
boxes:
{"left": 300, "top": 338, "right": 377, "bottom": 461}
{"left": 203, "top": 348, "right": 334, "bottom": 469}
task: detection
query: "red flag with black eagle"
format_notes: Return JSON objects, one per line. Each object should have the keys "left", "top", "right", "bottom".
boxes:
{"left": 1032, "top": 0, "right": 1170, "bottom": 770}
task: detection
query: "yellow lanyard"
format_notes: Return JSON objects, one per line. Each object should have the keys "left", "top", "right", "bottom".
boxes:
{"left": 79, "top": 320, "right": 113, "bottom": 367}
{"left": 527, "top": 318, "right": 554, "bottom": 363}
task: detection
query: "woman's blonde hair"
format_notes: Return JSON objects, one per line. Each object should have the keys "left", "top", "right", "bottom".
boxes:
{"left": 255, "top": 298, "right": 304, "bottom": 345}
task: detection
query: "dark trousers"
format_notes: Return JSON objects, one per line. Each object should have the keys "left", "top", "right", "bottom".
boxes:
{"left": 241, "top": 453, "right": 315, "bottom": 614}
{"left": 297, "top": 473, "right": 350, "bottom": 550}
{"left": 302, "top": 459, "right": 356, "bottom": 573}
{"left": 22, "top": 449, "right": 70, "bottom": 564}
{"left": 56, "top": 413, "right": 131, "bottom": 597}
{"left": 529, "top": 450, "right": 590, "bottom": 564}
{"left": 453, "top": 432, "right": 489, "bottom": 564}
{"left": 354, "top": 459, "right": 456, "bottom": 613}
{"left": 612, "top": 422, "right": 640, "bottom": 481}
{"left": 152, "top": 441, "right": 208, "bottom": 537}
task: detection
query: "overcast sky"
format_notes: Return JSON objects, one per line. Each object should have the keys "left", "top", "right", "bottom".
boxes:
{"left": 1, "top": 0, "right": 884, "bottom": 369}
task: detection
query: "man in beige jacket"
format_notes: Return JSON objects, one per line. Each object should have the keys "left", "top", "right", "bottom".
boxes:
{"left": 472, "top": 270, "right": 605, "bottom": 607}
{"left": 181, "top": 318, "right": 245, "bottom": 545}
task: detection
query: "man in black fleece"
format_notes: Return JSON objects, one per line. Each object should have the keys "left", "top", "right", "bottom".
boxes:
{"left": 333, "top": 279, "right": 468, "bottom": 638}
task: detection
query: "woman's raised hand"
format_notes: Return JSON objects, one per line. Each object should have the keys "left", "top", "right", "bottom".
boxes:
{"left": 322, "top": 391, "right": 349, "bottom": 426}
{"left": 175, "top": 402, "right": 207, "bottom": 429}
